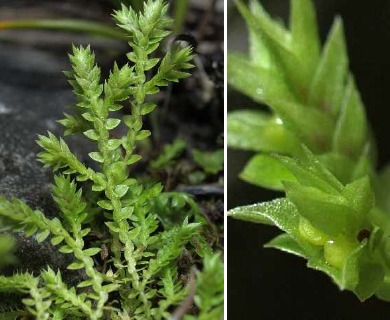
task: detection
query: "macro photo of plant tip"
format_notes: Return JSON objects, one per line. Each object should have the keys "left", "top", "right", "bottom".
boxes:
{"left": 0, "top": 0, "right": 224, "bottom": 319}
{"left": 228, "top": 0, "right": 390, "bottom": 318}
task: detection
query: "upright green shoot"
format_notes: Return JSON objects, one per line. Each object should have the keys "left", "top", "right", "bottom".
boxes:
{"left": 228, "top": 0, "right": 389, "bottom": 302}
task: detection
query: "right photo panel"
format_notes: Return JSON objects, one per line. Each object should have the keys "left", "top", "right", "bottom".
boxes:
{"left": 227, "top": 0, "right": 390, "bottom": 318}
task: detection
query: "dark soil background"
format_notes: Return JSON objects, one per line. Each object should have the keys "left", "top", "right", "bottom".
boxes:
{"left": 228, "top": 0, "right": 390, "bottom": 319}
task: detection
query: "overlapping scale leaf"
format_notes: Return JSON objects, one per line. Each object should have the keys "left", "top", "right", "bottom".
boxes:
{"left": 308, "top": 17, "right": 348, "bottom": 115}
{"left": 236, "top": 0, "right": 313, "bottom": 100}
{"left": 51, "top": 175, "right": 88, "bottom": 228}
{"left": 114, "top": 0, "right": 171, "bottom": 54}
{"left": 267, "top": 99, "right": 335, "bottom": 152}
{"left": 289, "top": 0, "right": 320, "bottom": 79}
{"left": 240, "top": 154, "right": 296, "bottom": 190}
{"left": 333, "top": 76, "right": 368, "bottom": 159}
{"left": 104, "top": 63, "right": 136, "bottom": 105}
{"left": 193, "top": 253, "right": 224, "bottom": 318}
{"left": 66, "top": 45, "right": 103, "bottom": 102}
{"left": 227, "top": 109, "right": 301, "bottom": 154}
{"left": 227, "top": 53, "right": 296, "bottom": 104}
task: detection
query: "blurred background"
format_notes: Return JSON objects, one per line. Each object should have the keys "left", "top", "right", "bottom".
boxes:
{"left": 228, "top": 0, "right": 390, "bottom": 319}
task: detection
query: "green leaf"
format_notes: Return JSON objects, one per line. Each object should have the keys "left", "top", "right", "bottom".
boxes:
{"left": 82, "top": 112, "right": 94, "bottom": 122}
{"left": 151, "top": 46, "right": 193, "bottom": 87}
{"left": 37, "top": 133, "right": 79, "bottom": 171}
{"left": 247, "top": 9, "right": 271, "bottom": 68}
{"left": 0, "top": 273, "right": 36, "bottom": 292}
{"left": 51, "top": 235, "right": 64, "bottom": 246}
{"left": 127, "top": 154, "right": 142, "bottom": 165}
{"left": 145, "top": 58, "right": 160, "bottom": 71}
{"left": 239, "top": 0, "right": 313, "bottom": 99}
{"left": 83, "top": 129, "right": 99, "bottom": 141}
{"left": 227, "top": 52, "right": 295, "bottom": 104}
{"left": 355, "top": 262, "right": 384, "bottom": 301}
{"left": 308, "top": 17, "right": 348, "bottom": 115}
{"left": 59, "top": 245, "right": 73, "bottom": 254}
{"left": 135, "top": 130, "right": 151, "bottom": 141}
{"left": 228, "top": 198, "right": 297, "bottom": 231}
{"left": 88, "top": 151, "right": 104, "bottom": 163}
{"left": 277, "top": 153, "right": 342, "bottom": 195}
{"left": 317, "top": 152, "right": 355, "bottom": 184}
{"left": 59, "top": 112, "right": 91, "bottom": 136}
{"left": 107, "top": 139, "right": 122, "bottom": 151}
{"left": 103, "top": 283, "right": 121, "bottom": 292}
{"left": 298, "top": 217, "right": 329, "bottom": 246}
{"left": 245, "top": 0, "right": 289, "bottom": 48}
{"left": 141, "top": 103, "right": 157, "bottom": 115}
{"left": 116, "top": 206, "right": 134, "bottom": 221}
{"left": 114, "top": 185, "right": 129, "bottom": 198}
{"left": 340, "top": 241, "right": 366, "bottom": 289}
{"left": 240, "top": 154, "right": 296, "bottom": 191}
{"left": 227, "top": 52, "right": 266, "bottom": 103}
{"left": 352, "top": 143, "right": 374, "bottom": 181}
{"left": 77, "top": 279, "right": 94, "bottom": 288}
{"left": 342, "top": 176, "right": 374, "bottom": 220}
{"left": 284, "top": 181, "right": 356, "bottom": 236}
{"left": 265, "top": 233, "right": 307, "bottom": 258}
{"left": 300, "top": 146, "right": 345, "bottom": 190}
{"left": 376, "top": 165, "right": 390, "bottom": 212}
{"left": 114, "top": 0, "right": 171, "bottom": 48}
{"left": 83, "top": 247, "right": 102, "bottom": 257}
{"left": 106, "top": 118, "right": 121, "bottom": 130}
{"left": 52, "top": 175, "right": 88, "bottom": 227}
{"left": 67, "top": 262, "right": 85, "bottom": 270}
{"left": 193, "top": 253, "right": 224, "bottom": 316}
{"left": 290, "top": 0, "right": 320, "bottom": 78}
{"left": 97, "top": 200, "right": 114, "bottom": 210}
{"left": 92, "top": 183, "right": 105, "bottom": 192}
{"left": 24, "top": 225, "right": 38, "bottom": 237}
{"left": 333, "top": 76, "right": 367, "bottom": 159}
{"left": 35, "top": 230, "right": 50, "bottom": 243}
{"left": 267, "top": 99, "right": 335, "bottom": 152}
{"left": 375, "top": 281, "right": 390, "bottom": 302}
{"left": 22, "top": 298, "right": 36, "bottom": 306}
{"left": 105, "top": 222, "right": 121, "bottom": 233}
{"left": 227, "top": 110, "right": 300, "bottom": 154}
{"left": 306, "top": 257, "right": 341, "bottom": 285}
{"left": 67, "top": 45, "right": 103, "bottom": 101}
{"left": 337, "top": 240, "right": 384, "bottom": 300}
{"left": 80, "top": 228, "right": 91, "bottom": 237}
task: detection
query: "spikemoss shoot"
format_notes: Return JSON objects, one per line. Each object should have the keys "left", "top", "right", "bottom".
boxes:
{"left": 0, "top": 1, "right": 224, "bottom": 318}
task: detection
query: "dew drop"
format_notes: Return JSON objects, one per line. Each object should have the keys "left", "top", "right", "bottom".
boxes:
{"left": 0, "top": 102, "right": 11, "bottom": 114}
{"left": 275, "top": 117, "right": 283, "bottom": 125}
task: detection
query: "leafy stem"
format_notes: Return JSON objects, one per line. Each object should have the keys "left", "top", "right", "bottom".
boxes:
{"left": 228, "top": 0, "right": 389, "bottom": 302}
{"left": 0, "top": 1, "right": 223, "bottom": 318}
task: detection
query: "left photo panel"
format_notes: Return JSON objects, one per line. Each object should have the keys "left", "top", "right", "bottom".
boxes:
{"left": 0, "top": 0, "right": 224, "bottom": 318}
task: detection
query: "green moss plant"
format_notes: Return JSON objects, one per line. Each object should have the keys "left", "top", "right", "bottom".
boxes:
{"left": 0, "top": 1, "right": 223, "bottom": 318}
{"left": 228, "top": 0, "right": 390, "bottom": 301}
